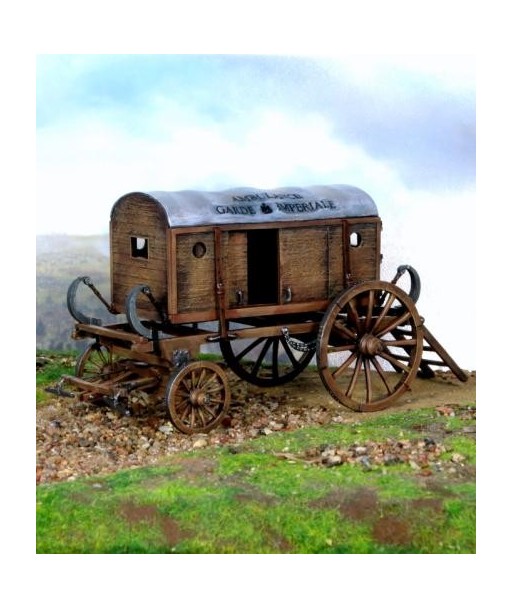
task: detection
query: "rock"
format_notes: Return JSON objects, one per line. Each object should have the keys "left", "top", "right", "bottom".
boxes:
{"left": 323, "top": 455, "right": 343, "bottom": 467}
{"left": 192, "top": 438, "right": 208, "bottom": 449}
{"left": 451, "top": 453, "right": 466, "bottom": 464}
{"left": 384, "top": 454, "right": 401, "bottom": 466}
{"left": 358, "top": 456, "right": 372, "bottom": 471}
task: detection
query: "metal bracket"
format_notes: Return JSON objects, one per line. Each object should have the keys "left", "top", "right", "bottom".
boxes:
{"left": 172, "top": 349, "right": 190, "bottom": 369}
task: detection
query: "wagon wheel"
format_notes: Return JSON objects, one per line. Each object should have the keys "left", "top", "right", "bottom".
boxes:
{"left": 75, "top": 343, "right": 127, "bottom": 404}
{"left": 317, "top": 281, "right": 423, "bottom": 412}
{"left": 166, "top": 361, "right": 231, "bottom": 434}
{"left": 220, "top": 326, "right": 315, "bottom": 387}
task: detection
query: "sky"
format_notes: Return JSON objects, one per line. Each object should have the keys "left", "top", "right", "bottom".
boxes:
{"left": 36, "top": 54, "right": 476, "bottom": 369}
{"left": 37, "top": 54, "right": 475, "bottom": 235}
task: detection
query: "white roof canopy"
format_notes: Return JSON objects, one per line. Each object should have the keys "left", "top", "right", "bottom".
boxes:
{"left": 113, "top": 184, "right": 378, "bottom": 228}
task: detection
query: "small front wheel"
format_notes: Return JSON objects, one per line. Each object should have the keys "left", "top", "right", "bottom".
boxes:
{"left": 166, "top": 361, "right": 231, "bottom": 434}
{"left": 75, "top": 342, "right": 127, "bottom": 405}
{"left": 76, "top": 342, "right": 124, "bottom": 382}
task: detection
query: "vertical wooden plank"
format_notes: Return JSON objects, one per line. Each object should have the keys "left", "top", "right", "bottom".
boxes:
{"left": 327, "top": 224, "right": 344, "bottom": 297}
{"left": 168, "top": 229, "right": 177, "bottom": 315}
{"left": 175, "top": 231, "right": 216, "bottom": 313}
{"left": 279, "top": 227, "right": 328, "bottom": 302}
{"left": 346, "top": 219, "right": 380, "bottom": 283}
{"left": 222, "top": 230, "right": 248, "bottom": 307}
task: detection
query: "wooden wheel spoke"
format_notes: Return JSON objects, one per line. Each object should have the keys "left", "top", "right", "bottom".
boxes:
{"left": 364, "top": 358, "right": 372, "bottom": 403}
{"left": 346, "top": 354, "right": 363, "bottom": 398}
{"left": 235, "top": 337, "right": 266, "bottom": 362}
{"left": 176, "top": 399, "right": 192, "bottom": 417}
{"left": 332, "top": 351, "right": 358, "bottom": 379}
{"left": 190, "top": 369, "right": 199, "bottom": 389}
{"left": 347, "top": 298, "right": 362, "bottom": 333}
{"left": 376, "top": 310, "right": 414, "bottom": 338}
{"left": 381, "top": 337, "right": 418, "bottom": 347}
{"left": 370, "top": 291, "right": 395, "bottom": 333}
{"left": 272, "top": 339, "right": 279, "bottom": 379}
{"left": 203, "top": 383, "right": 223, "bottom": 395}
{"left": 378, "top": 350, "right": 411, "bottom": 373}
{"left": 365, "top": 289, "right": 375, "bottom": 331}
{"left": 188, "top": 406, "right": 196, "bottom": 428}
{"left": 279, "top": 336, "right": 300, "bottom": 366}
{"left": 199, "top": 372, "right": 219, "bottom": 392}
{"left": 196, "top": 368, "right": 207, "bottom": 389}
{"left": 332, "top": 319, "right": 357, "bottom": 341}
{"left": 370, "top": 356, "right": 393, "bottom": 395}
{"left": 195, "top": 406, "right": 207, "bottom": 427}
{"left": 328, "top": 344, "right": 355, "bottom": 354}
{"left": 251, "top": 338, "right": 273, "bottom": 376}
{"left": 175, "top": 387, "right": 190, "bottom": 403}
{"left": 199, "top": 403, "right": 218, "bottom": 420}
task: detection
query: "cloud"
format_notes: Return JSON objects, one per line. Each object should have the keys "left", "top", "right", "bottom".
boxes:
{"left": 37, "top": 55, "right": 475, "bottom": 196}
{"left": 37, "top": 104, "right": 406, "bottom": 234}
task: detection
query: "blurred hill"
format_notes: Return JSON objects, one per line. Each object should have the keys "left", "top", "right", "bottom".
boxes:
{"left": 36, "top": 235, "right": 116, "bottom": 351}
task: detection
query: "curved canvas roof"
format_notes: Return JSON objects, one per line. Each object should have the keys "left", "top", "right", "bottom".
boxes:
{"left": 112, "top": 184, "right": 378, "bottom": 228}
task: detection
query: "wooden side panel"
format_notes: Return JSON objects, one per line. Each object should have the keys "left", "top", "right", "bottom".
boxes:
{"left": 346, "top": 219, "right": 381, "bottom": 283}
{"left": 176, "top": 232, "right": 216, "bottom": 313}
{"left": 327, "top": 224, "right": 344, "bottom": 297}
{"left": 279, "top": 227, "right": 328, "bottom": 303}
{"left": 222, "top": 231, "right": 248, "bottom": 307}
{"left": 110, "top": 195, "right": 168, "bottom": 316}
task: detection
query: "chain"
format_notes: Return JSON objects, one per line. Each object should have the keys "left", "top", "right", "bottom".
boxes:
{"left": 281, "top": 328, "right": 317, "bottom": 352}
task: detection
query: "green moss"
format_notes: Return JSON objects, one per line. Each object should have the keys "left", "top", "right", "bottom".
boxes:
{"left": 37, "top": 366, "right": 476, "bottom": 554}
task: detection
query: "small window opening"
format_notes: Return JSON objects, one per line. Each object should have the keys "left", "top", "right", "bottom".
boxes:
{"left": 131, "top": 236, "right": 149, "bottom": 259}
{"left": 350, "top": 232, "right": 362, "bottom": 248}
{"left": 192, "top": 242, "right": 207, "bottom": 258}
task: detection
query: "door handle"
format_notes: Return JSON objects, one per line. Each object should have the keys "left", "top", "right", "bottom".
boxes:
{"left": 284, "top": 286, "right": 292, "bottom": 303}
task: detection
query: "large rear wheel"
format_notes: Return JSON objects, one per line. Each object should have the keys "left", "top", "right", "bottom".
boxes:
{"left": 316, "top": 281, "right": 423, "bottom": 412}
{"left": 220, "top": 325, "right": 315, "bottom": 387}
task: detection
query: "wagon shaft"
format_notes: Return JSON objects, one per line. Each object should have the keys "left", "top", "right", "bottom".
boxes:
{"left": 60, "top": 372, "right": 161, "bottom": 398}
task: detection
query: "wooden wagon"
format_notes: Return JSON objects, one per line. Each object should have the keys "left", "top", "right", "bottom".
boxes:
{"left": 49, "top": 185, "right": 468, "bottom": 433}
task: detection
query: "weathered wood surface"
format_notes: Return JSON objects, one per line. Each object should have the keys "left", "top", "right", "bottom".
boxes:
{"left": 111, "top": 190, "right": 381, "bottom": 326}
{"left": 110, "top": 195, "right": 168, "bottom": 314}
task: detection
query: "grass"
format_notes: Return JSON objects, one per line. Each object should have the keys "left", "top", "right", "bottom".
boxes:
{"left": 36, "top": 350, "right": 78, "bottom": 405}
{"left": 36, "top": 403, "right": 476, "bottom": 554}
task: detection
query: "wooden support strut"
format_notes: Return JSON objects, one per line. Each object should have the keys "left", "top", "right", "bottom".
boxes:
{"left": 213, "top": 227, "right": 228, "bottom": 339}
{"left": 421, "top": 323, "right": 469, "bottom": 382}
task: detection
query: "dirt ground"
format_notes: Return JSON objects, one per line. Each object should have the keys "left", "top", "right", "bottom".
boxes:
{"left": 36, "top": 367, "right": 476, "bottom": 484}
{"left": 243, "top": 367, "right": 476, "bottom": 419}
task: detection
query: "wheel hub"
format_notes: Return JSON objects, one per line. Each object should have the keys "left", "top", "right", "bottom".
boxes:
{"left": 189, "top": 389, "right": 209, "bottom": 407}
{"left": 358, "top": 333, "right": 384, "bottom": 356}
